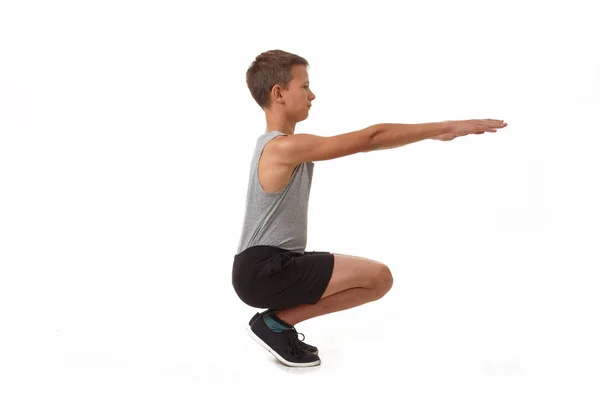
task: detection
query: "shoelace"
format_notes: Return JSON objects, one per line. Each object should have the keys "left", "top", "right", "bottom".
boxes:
{"left": 294, "top": 329, "right": 306, "bottom": 343}
{"left": 285, "top": 330, "right": 306, "bottom": 357}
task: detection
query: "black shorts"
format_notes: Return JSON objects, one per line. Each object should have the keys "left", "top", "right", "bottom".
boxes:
{"left": 232, "top": 245, "right": 335, "bottom": 310}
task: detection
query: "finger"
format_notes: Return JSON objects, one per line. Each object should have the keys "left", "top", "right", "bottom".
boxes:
{"left": 477, "top": 126, "right": 495, "bottom": 133}
{"left": 484, "top": 119, "right": 505, "bottom": 126}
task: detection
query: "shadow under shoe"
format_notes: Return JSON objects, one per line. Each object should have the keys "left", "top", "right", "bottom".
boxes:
{"left": 248, "top": 314, "right": 321, "bottom": 367}
{"left": 249, "top": 311, "right": 319, "bottom": 355}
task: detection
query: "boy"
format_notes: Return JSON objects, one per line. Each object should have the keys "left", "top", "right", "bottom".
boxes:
{"left": 232, "top": 49, "right": 507, "bottom": 367}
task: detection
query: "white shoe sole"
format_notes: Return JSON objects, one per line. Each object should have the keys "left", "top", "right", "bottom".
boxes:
{"left": 246, "top": 326, "right": 321, "bottom": 367}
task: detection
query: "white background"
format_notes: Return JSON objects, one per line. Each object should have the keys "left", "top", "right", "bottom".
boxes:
{"left": 1, "top": 0, "right": 599, "bottom": 398}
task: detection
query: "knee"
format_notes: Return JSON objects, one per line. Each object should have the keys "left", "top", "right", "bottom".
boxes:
{"left": 373, "top": 264, "right": 393, "bottom": 298}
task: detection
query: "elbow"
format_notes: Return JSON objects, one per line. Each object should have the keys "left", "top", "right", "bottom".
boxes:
{"left": 363, "top": 124, "right": 381, "bottom": 152}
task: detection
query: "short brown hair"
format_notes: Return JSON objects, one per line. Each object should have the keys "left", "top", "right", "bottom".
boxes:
{"left": 246, "top": 49, "right": 309, "bottom": 110}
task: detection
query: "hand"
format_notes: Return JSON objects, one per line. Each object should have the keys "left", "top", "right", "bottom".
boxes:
{"left": 431, "top": 119, "right": 508, "bottom": 141}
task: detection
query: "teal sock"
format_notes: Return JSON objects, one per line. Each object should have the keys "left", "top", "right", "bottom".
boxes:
{"left": 263, "top": 313, "right": 293, "bottom": 333}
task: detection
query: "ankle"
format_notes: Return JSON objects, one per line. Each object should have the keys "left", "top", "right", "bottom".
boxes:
{"left": 270, "top": 311, "right": 295, "bottom": 327}
{"left": 273, "top": 310, "right": 299, "bottom": 327}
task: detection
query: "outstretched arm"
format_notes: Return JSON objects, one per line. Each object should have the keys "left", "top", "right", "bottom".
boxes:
{"left": 368, "top": 119, "right": 507, "bottom": 151}
{"left": 271, "top": 119, "right": 508, "bottom": 166}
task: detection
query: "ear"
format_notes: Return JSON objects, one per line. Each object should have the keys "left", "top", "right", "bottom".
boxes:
{"left": 271, "top": 85, "right": 285, "bottom": 105}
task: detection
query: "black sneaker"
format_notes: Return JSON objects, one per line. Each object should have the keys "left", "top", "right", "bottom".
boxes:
{"left": 249, "top": 310, "right": 319, "bottom": 355}
{"left": 247, "top": 314, "right": 321, "bottom": 367}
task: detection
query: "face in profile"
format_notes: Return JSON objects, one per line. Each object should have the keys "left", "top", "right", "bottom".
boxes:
{"left": 283, "top": 65, "right": 316, "bottom": 121}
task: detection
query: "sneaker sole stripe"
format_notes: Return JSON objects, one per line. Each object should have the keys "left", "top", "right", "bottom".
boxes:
{"left": 246, "top": 326, "right": 321, "bottom": 368}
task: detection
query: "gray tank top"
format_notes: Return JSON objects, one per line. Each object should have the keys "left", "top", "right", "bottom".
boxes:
{"left": 236, "top": 131, "right": 314, "bottom": 254}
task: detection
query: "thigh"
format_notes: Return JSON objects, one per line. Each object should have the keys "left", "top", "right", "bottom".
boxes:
{"left": 320, "top": 253, "right": 389, "bottom": 299}
{"left": 233, "top": 246, "right": 335, "bottom": 309}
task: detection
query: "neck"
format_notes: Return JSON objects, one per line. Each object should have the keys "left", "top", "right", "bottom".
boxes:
{"left": 265, "top": 109, "right": 296, "bottom": 135}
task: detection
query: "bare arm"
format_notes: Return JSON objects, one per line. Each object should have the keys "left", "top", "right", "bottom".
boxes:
{"left": 272, "top": 119, "right": 507, "bottom": 165}
{"left": 367, "top": 119, "right": 507, "bottom": 151}
{"left": 366, "top": 122, "right": 451, "bottom": 152}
